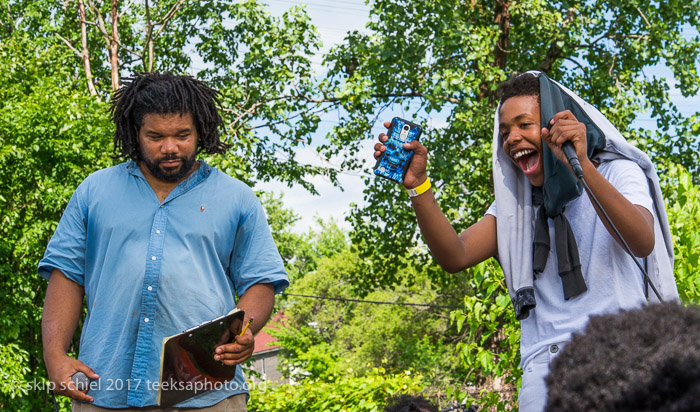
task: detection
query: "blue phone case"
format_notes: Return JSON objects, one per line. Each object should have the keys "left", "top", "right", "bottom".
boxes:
{"left": 373, "top": 117, "right": 422, "bottom": 184}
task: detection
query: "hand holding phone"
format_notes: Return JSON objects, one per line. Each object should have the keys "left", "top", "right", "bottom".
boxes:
{"left": 373, "top": 117, "right": 422, "bottom": 184}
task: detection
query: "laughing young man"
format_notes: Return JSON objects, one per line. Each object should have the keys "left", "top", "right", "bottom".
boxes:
{"left": 373, "top": 72, "right": 678, "bottom": 411}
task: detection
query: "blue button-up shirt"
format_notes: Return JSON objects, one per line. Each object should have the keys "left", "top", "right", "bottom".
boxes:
{"left": 39, "top": 161, "right": 288, "bottom": 407}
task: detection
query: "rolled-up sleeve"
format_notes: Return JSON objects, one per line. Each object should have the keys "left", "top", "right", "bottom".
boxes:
{"left": 38, "top": 185, "right": 87, "bottom": 285}
{"left": 229, "top": 195, "right": 289, "bottom": 296}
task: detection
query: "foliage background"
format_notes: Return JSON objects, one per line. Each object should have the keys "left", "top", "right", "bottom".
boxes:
{"left": 0, "top": 0, "right": 698, "bottom": 410}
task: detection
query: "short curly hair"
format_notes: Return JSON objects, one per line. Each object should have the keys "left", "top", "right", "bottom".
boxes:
{"left": 497, "top": 72, "right": 541, "bottom": 105}
{"left": 545, "top": 303, "right": 700, "bottom": 412}
{"left": 109, "top": 72, "right": 230, "bottom": 160}
{"left": 384, "top": 395, "right": 438, "bottom": 412}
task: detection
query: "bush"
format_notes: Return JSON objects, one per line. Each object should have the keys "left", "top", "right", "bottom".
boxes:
{"left": 247, "top": 368, "right": 425, "bottom": 412}
{"left": 663, "top": 164, "right": 700, "bottom": 304}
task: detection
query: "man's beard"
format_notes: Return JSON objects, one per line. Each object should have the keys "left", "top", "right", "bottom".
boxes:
{"left": 140, "top": 152, "right": 197, "bottom": 182}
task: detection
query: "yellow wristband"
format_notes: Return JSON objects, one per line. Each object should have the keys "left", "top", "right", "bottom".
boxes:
{"left": 406, "top": 177, "right": 431, "bottom": 197}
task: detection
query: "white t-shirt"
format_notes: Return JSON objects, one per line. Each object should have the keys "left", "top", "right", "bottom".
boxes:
{"left": 486, "top": 158, "right": 654, "bottom": 365}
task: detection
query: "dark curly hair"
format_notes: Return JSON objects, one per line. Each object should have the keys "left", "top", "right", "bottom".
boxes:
{"left": 497, "top": 72, "right": 541, "bottom": 105}
{"left": 545, "top": 302, "right": 700, "bottom": 412}
{"left": 109, "top": 72, "right": 230, "bottom": 160}
{"left": 384, "top": 395, "right": 438, "bottom": 412}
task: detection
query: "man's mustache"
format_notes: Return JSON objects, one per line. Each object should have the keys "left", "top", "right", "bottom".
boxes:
{"left": 157, "top": 155, "right": 185, "bottom": 164}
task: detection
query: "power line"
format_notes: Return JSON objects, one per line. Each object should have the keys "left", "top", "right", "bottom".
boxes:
{"left": 281, "top": 292, "right": 464, "bottom": 309}
{"left": 266, "top": 0, "right": 370, "bottom": 15}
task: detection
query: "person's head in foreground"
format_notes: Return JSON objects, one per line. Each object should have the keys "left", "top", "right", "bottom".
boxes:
{"left": 545, "top": 302, "right": 700, "bottom": 411}
{"left": 385, "top": 394, "right": 439, "bottom": 412}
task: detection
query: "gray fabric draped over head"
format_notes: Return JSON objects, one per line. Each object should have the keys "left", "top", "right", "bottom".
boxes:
{"left": 491, "top": 71, "right": 679, "bottom": 320}
{"left": 532, "top": 74, "right": 606, "bottom": 305}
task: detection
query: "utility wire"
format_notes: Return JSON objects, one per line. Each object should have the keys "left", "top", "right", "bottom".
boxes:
{"left": 281, "top": 292, "right": 464, "bottom": 309}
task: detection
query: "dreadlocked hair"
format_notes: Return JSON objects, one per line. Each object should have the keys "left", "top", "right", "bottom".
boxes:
{"left": 109, "top": 72, "right": 230, "bottom": 160}
{"left": 497, "top": 72, "right": 541, "bottom": 105}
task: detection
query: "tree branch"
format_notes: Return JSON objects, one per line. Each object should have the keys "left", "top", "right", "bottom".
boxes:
{"left": 143, "top": 0, "right": 185, "bottom": 71}
{"left": 144, "top": 0, "right": 154, "bottom": 72}
{"left": 118, "top": 0, "right": 136, "bottom": 18}
{"left": 493, "top": 0, "right": 511, "bottom": 71}
{"left": 109, "top": 0, "right": 119, "bottom": 90}
{"left": 224, "top": 88, "right": 461, "bottom": 135}
{"left": 153, "top": 0, "right": 185, "bottom": 38}
{"left": 563, "top": 56, "right": 594, "bottom": 92}
{"left": 87, "top": 0, "right": 111, "bottom": 49}
{"left": 55, "top": 33, "right": 82, "bottom": 58}
{"left": 635, "top": 6, "right": 652, "bottom": 28}
{"left": 245, "top": 101, "right": 341, "bottom": 131}
{"left": 78, "top": 0, "right": 97, "bottom": 96}
{"left": 537, "top": 8, "right": 577, "bottom": 74}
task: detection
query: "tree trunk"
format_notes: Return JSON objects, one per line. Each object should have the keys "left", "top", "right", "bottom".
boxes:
{"left": 494, "top": 0, "right": 511, "bottom": 71}
{"left": 479, "top": 0, "right": 511, "bottom": 103}
{"left": 78, "top": 0, "right": 97, "bottom": 95}
{"left": 110, "top": 0, "right": 119, "bottom": 90}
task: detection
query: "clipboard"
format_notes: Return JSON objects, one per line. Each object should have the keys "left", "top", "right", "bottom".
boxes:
{"left": 156, "top": 308, "right": 245, "bottom": 407}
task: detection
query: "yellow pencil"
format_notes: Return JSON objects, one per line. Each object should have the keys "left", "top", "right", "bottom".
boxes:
{"left": 239, "top": 317, "right": 254, "bottom": 336}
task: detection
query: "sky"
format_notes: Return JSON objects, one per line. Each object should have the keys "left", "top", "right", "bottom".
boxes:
{"left": 250, "top": 1, "right": 699, "bottom": 234}
{"left": 254, "top": 0, "right": 375, "bottom": 234}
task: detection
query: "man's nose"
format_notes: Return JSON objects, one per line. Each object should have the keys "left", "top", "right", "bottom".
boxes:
{"left": 161, "top": 137, "right": 178, "bottom": 153}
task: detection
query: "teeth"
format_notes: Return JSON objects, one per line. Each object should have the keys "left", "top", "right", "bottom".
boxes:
{"left": 513, "top": 149, "right": 534, "bottom": 160}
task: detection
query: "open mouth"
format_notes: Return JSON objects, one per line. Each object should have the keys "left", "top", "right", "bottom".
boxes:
{"left": 512, "top": 149, "right": 539, "bottom": 174}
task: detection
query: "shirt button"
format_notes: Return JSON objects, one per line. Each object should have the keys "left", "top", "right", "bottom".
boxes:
{"left": 160, "top": 205, "right": 164, "bottom": 208}
{"left": 151, "top": 256, "right": 157, "bottom": 260}
{"left": 156, "top": 230, "right": 161, "bottom": 234}
{"left": 550, "top": 344, "right": 559, "bottom": 354}
{"left": 147, "top": 286, "right": 153, "bottom": 291}
{"left": 144, "top": 317, "right": 150, "bottom": 323}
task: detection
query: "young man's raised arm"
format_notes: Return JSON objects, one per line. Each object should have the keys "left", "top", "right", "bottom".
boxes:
{"left": 543, "top": 111, "right": 655, "bottom": 257}
{"left": 374, "top": 122, "right": 498, "bottom": 273}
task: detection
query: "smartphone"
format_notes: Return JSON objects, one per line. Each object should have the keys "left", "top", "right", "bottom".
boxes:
{"left": 373, "top": 117, "right": 422, "bottom": 184}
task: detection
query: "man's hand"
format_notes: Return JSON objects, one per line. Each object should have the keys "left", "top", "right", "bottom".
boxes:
{"left": 213, "top": 327, "right": 255, "bottom": 366}
{"left": 541, "top": 110, "right": 590, "bottom": 174}
{"left": 45, "top": 353, "right": 99, "bottom": 402}
{"left": 43, "top": 269, "right": 95, "bottom": 401}
{"left": 212, "top": 283, "right": 274, "bottom": 366}
{"left": 374, "top": 120, "right": 429, "bottom": 189}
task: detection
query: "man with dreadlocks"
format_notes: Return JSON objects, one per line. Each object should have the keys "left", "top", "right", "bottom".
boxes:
{"left": 39, "top": 73, "right": 288, "bottom": 410}
{"left": 373, "top": 72, "right": 678, "bottom": 411}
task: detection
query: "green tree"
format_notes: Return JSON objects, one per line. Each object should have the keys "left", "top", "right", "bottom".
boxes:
{"left": 0, "top": 1, "right": 328, "bottom": 409}
{"left": 0, "top": 34, "right": 114, "bottom": 410}
{"left": 2, "top": 0, "right": 699, "bottom": 410}
{"left": 313, "top": 1, "right": 698, "bottom": 408}
{"left": 317, "top": 0, "right": 700, "bottom": 290}
{"left": 662, "top": 164, "right": 700, "bottom": 304}
{"left": 269, "top": 221, "right": 474, "bottom": 403}
{"left": 2, "top": 0, "right": 337, "bottom": 188}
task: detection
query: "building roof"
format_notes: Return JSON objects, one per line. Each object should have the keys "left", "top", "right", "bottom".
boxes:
{"left": 253, "top": 311, "right": 285, "bottom": 354}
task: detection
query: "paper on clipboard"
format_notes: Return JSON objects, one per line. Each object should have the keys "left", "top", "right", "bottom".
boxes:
{"left": 156, "top": 308, "right": 245, "bottom": 407}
